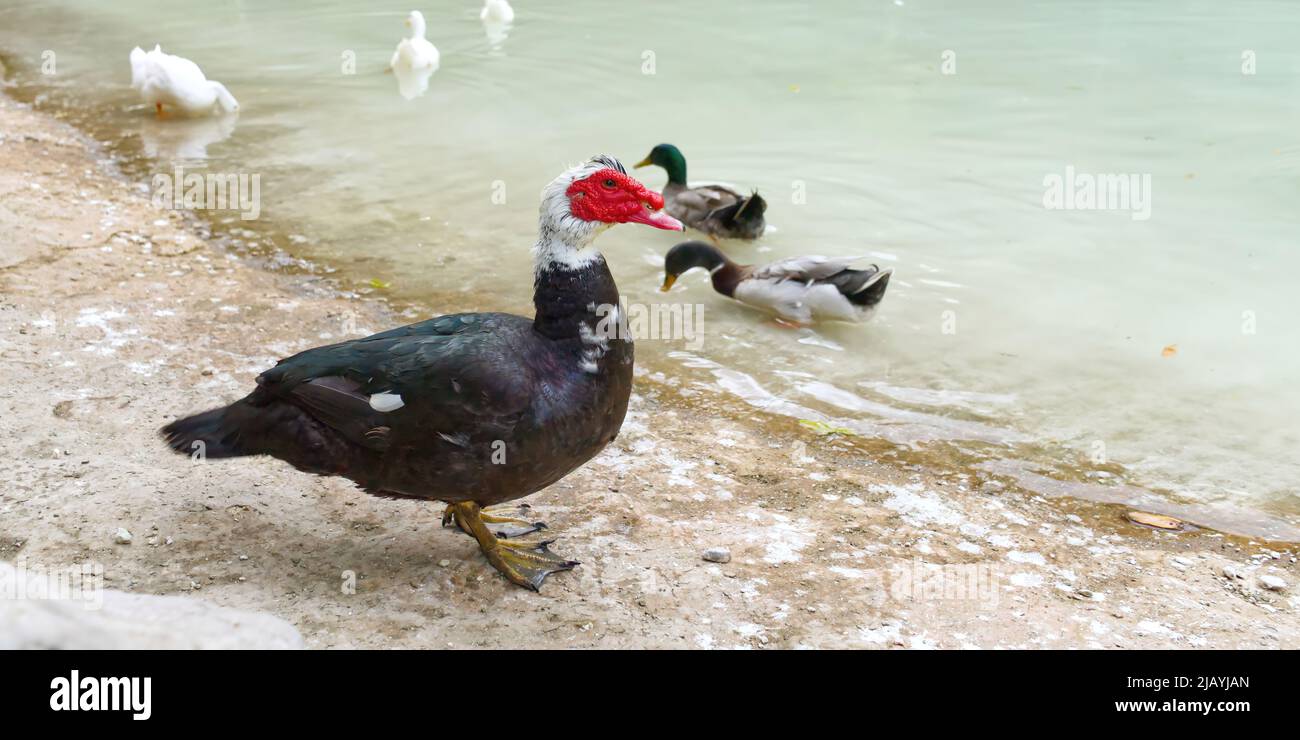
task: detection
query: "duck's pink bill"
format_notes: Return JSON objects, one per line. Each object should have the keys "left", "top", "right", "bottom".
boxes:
{"left": 628, "top": 208, "right": 684, "bottom": 231}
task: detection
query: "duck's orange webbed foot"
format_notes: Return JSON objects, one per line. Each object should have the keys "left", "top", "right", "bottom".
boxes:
{"left": 443, "top": 501, "right": 577, "bottom": 591}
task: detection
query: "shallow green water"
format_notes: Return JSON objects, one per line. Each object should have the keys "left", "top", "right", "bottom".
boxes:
{"left": 2, "top": 0, "right": 1298, "bottom": 537}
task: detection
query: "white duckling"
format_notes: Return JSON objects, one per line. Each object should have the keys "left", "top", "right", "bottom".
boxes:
{"left": 129, "top": 45, "right": 239, "bottom": 118}
{"left": 390, "top": 10, "right": 440, "bottom": 74}
{"left": 480, "top": 0, "right": 515, "bottom": 24}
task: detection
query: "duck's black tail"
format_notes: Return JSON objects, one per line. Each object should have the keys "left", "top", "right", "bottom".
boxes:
{"left": 161, "top": 395, "right": 360, "bottom": 477}
{"left": 712, "top": 191, "right": 767, "bottom": 237}
{"left": 842, "top": 267, "right": 893, "bottom": 307}
{"left": 160, "top": 397, "right": 263, "bottom": 460}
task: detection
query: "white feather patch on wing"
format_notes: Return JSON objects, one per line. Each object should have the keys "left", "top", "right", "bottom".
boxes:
{"left": 368, "top": 392, "right": 405, "bottom": 412}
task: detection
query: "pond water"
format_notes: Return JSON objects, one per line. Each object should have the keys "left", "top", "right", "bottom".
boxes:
{"left": 2, "top": 0, "right": 1297, "bottom": 538}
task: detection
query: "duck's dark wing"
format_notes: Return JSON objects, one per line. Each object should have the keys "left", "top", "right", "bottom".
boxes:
{"left": 668, "top": 184, "right": 742, "bottom": 226}
{"left": 253, "top": 312, "right": 534, "bottom": 438}
{"left": 283, "top": 375, "right": 392, "bottom": 451}
{"left": 162, "top": 313, "right": 535, "bottom": 467}
{"left": 704, "top": 191, "right": 766, "bottom": 239}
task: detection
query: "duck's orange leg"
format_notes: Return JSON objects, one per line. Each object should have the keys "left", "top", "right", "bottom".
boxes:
{"left": 442, "top": 502, "right": 546, "bottom": 539}
{"left": 155, "top": 102, "right": 164, "bottom": 119}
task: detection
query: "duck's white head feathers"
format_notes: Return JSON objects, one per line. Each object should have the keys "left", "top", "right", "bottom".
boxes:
{"left": 481, "top": 0, "right": 515, "bottom": 24}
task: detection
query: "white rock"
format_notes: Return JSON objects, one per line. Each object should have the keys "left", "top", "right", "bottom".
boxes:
{"left": 113, "top": 528, "right": 132, "bottom": 545}
{"left": 703, "top": 547, "right": 732, "bottom": 564}
{"left": 1258, "top": 575, "right": 1287, "bottom": 592}
{"left": 0, "top": 561, "right": 303, "bottom": 649}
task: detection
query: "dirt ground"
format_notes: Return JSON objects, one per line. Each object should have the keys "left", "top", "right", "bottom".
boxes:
{"left": 2, "top": 93, "right": 1297, "bottom": 649}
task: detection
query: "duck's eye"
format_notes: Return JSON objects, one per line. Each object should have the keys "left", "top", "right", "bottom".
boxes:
{"left": 602, "top": 178, "right": 616, "bottom": 189}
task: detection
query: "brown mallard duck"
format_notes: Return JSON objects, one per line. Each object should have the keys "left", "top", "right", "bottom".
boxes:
{"left": 635, "top": 144, "right": 767, "bottom": 241}
{"left": 661, "top": 241, "right": 892, "bottom": 325}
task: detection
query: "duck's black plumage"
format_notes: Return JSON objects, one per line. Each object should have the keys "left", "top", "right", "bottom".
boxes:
{"left": 819, "top": 266, "right": 892, "bottom": 307}
{"left": 162, "top": 258, "right": 632, "bottom": 508}
{"left": 160, "top": 154, "right": 684, "bottom": 590}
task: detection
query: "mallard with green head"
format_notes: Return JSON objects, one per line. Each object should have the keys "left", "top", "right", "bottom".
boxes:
{"left": 635, "top": 144, "right": 767, "bottom": 241}
{"left": 661, "top": 241, "right": 892, "bottom": 325}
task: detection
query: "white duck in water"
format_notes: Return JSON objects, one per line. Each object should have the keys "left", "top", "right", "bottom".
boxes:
{"left": 391, "top": 10, "right": 440, "bottom": 74}
{"left": 129, "top": 45, "right": 239, "bottom": 118}
{"left": 661, "top": 241, "right": 893, "bottom": 325}
{"left": 480, "top": 0, "right": 515, "bottom": 23}
{"left": 390, "top": 10, "right": 440, "bottom": 99}
{"left": 480, "top": 0, "right": 514, "bottom": 47}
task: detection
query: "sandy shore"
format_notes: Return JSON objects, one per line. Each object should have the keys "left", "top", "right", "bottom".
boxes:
{"left": 1, "top": 92, "right": 1298, "bottom": 648}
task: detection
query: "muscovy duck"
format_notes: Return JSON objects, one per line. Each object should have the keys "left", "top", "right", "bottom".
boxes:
{"left": 661, "top": 241, "right": 892, "bottom": 325}
{"left": 129, "top": 45, "right": 239, "bottom": 118}
{"left": 161, "top": 155, "right": 684, "bottom": 590}
{"left": 635, "top": 143, "right": 767, "bottom": 241}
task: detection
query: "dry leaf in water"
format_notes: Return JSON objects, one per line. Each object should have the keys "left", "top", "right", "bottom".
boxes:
{"left": 1127, "top": 510, "right": 1183, "bottom": 530}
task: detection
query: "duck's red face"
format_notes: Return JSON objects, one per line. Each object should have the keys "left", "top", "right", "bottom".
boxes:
{"left": 567, "top": 168, "right": 684, "bottom": 231}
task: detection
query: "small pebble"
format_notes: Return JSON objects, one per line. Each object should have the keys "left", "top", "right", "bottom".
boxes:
{"left": 439, "top": 559, "right": 451, "bottom": 567}
{"left": 702, "top": 547, "right": 731, "bottom": 564}
{"left": 113, "top": 528, "right": 132, "bottom": 545}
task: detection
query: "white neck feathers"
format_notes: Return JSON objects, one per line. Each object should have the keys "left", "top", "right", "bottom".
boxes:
{"left": 409, "top": 12, "right": 427, "bottom": 39}
{"left": 531, "top": 156, "right": 625, "bottom": 273}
